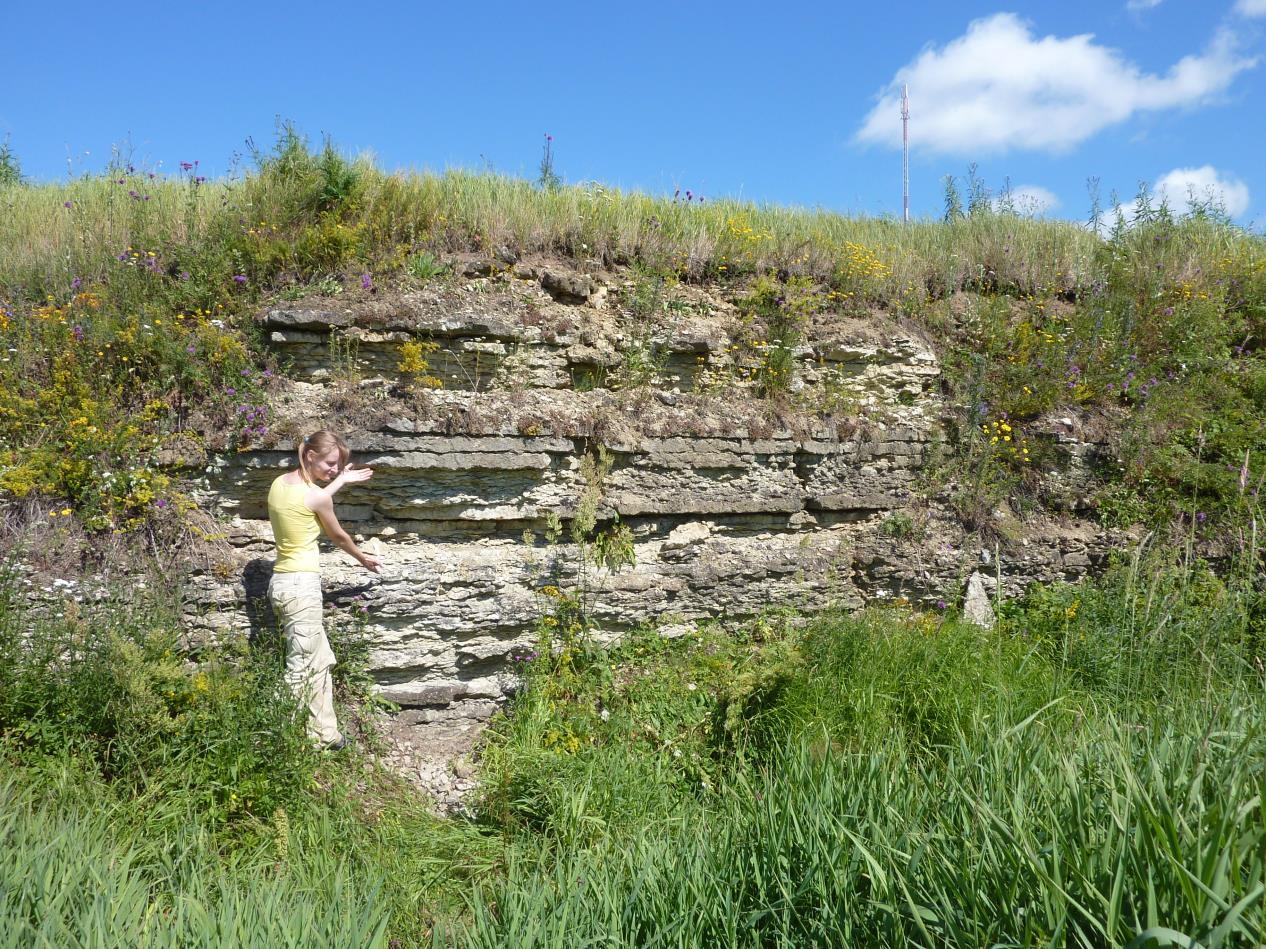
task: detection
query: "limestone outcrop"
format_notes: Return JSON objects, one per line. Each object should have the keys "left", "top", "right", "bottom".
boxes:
{"left": 178, "top": 267, "right": 1120, "bottom": 706}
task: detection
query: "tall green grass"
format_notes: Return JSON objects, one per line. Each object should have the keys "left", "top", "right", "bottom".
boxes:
{"left": 455, "top": 552, "right": 1266, "bottom": 946}
{"left": 452, "top": 702, "right": 1265, "bottom": 947}
{"left": 0, "top": 560, "right": 499, "bottom": 946}
{"left": 0, "top": 769, "right": 391, "bottom": 948}
{"left": 3, "top": 553, "right": 1264, "bottom": 945}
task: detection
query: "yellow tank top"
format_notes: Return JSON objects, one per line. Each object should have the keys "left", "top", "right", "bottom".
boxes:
{"left": 268, "top": 475, "right": 321, "bottom": 573}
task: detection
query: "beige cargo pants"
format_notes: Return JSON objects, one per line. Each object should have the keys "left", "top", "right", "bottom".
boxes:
{"left": 267, "top": 571, "right": 342, "bottom": 747}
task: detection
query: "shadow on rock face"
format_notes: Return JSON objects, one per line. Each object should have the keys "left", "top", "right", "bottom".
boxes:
{"left": 243, "top": 557, "right": 275, "bottom": 646}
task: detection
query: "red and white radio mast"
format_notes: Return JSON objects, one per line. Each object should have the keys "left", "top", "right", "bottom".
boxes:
{"left": 901, "top": 84, "right": 910, "bottom": 223}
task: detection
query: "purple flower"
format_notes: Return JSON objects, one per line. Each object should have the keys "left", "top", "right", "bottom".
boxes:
{"left": 361, "top": 272, "right": 373, "bottom": 290}
{"left": 179, "top": 271, "right": 190, "bottom": 281}
{"left": 225, "top": 387, "right": 236, "bottom": 396}
{"left": 72, "top": 325, "right": 84, "bottom": 341}
{"left": 936, "top": 599, "right": 947, "bottom": 610}
{"left": 262, "top": 369, "right": 273, "bottom": 379}
{"left": 180, "top": 161, "right": 194, "bottom": 171}
{"left": 148, "top": 172, "right": 156, "bottom": 180}
{"left": 71, "top": 277, "right": 82, "bottom": 291}
{"left": 155, "top": 498, "right": 168, "bottom": 509}
{"left": 232, "top": 274, "right": 247, "bottom": 285}
{"left": 186, "top": 343, "right": 197, "bottom": 353}
{"left": 194, "top": 176, "right": 206, "bottom": 185}
{"left": 241, "top": 369, "right": 251, "bottom": 377}
{"left": 128, "top": 190, "right": 140, "bottom": 199}
{"left": 1196, "top": 511, "right": 1206, "bottom": 524}
{"left": 63, "top": 200, "right": 73, "bottom": 209}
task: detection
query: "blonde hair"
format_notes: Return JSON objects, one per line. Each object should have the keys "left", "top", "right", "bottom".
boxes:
{"left": 297, "top": 430, "right": 350, "bottom": 483}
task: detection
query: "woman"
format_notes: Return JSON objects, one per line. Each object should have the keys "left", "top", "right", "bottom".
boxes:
{"left": 267, "top": 430, "right": 380, "bottom": 750}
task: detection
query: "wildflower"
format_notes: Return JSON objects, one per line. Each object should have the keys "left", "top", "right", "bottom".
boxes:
{"left": 180, "top": 161, "right": 194, "bottom": 171}
{"left": 63, "top": 200, "right": 73, "bottom": 209}
{"left": 186, "top": 344, "right": 196, "bottom": 353}
{"left": 71, "top": 276, "right": 81, "bottom": 290}
{"left": 72, "top": 325, "right": 84, "bottom": 342}
{"left": 232, "top": 274, "right": 247, "bottom": 285}
{"left": 361, "top": 272, "right": 373, "bottom": 290}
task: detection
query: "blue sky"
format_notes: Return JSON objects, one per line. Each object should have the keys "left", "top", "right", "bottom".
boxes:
{"left": 4, "top": 0, "right": 1264, "bottom": 226}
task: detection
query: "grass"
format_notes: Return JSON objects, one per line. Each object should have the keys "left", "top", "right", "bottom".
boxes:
{"left": 1, "top": 544, "right": 1264, "bottom": 945}
{"left": 447, "top": 547, "right": 1266, "bottom": 946}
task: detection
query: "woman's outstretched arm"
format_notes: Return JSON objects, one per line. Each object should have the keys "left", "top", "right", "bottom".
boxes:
{"left": 309, "top": 488, "right": 381, "bottom": 572}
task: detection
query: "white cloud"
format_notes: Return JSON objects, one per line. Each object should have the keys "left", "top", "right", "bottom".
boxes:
{"left": 1126, "top": 0, "right": 1163, "bottom": 11}
{"left": 995, "top": 185, "right": 1060, "bottom": 215}
{"left": 1154, "top": 165, "right": 1250, "bottom": 216}
{"left": 855, "top": 13, "right": 1257, "bottom": 155}
{"left": 1234, "top": 0, "right": 1266, "bottom": 16}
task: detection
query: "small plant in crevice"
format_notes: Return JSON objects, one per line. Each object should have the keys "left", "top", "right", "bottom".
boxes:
{"left": 734, "top": 274, "right": 821, "bottom": 398}
{"left": 526, "top": 447, "right": 636, "bottom": 629}
{"left": 404, "top": 250, "right": 447, "bottom": 282}
{"left": 396, "top": 337, "right": 444, "bottom": 390}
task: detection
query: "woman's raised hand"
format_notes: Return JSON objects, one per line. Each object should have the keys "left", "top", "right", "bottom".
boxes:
{"left": 339, "top": 464, "right": 374, "bottom": 484}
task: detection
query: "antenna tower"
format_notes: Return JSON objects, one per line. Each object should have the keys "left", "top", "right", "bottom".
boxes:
{"left": 901, "top": 84, "right": 910, "bottom": 222}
